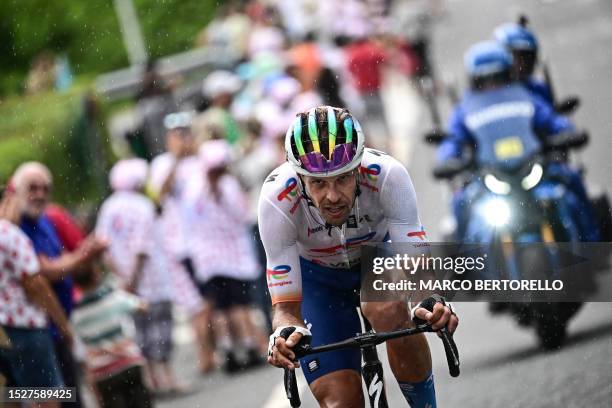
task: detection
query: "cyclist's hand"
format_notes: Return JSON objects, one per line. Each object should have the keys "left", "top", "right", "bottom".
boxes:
{"left": 412, "top": 296, "right": 458, "bottom": 334}
{"left": 269, "top": 334, "right": 301, "bottom": 370}
{"left": 267, "top": 326, "right": 312, "bottom": 370}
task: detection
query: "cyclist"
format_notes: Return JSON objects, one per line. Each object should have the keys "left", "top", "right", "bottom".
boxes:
{"left": 438, "top": 41, "right": 599, "bottom": 242}
{"left": 493, "top": 22, "right": 553, "bottom": 105}
{"left": 259, "top": 106, "right": 458, "bottom": 407}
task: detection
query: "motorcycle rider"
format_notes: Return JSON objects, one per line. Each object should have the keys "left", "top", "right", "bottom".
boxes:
{"left": 493, "top": 22, "right": 553, "bottom": 105}
{"left": 438, "top": 41, "right": 599, "bottom": 242}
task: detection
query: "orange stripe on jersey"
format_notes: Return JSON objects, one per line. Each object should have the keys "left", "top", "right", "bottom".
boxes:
{"left": 271, "top": 293, "right": 303, "bottom": 306}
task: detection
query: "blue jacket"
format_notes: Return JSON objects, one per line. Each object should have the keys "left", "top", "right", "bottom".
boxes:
{"left": 437, "top": 83, "right": 573, "bottom": 169}
{"left": 524, "top": 78, "right": 554, "bottom": 106}
{"left": 20, "top": 215, "right": 73, "bottom": 341}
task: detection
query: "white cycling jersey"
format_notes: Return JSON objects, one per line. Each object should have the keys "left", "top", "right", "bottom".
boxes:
{"left": 258, "top": 148, "right": 429, "bottom": 304}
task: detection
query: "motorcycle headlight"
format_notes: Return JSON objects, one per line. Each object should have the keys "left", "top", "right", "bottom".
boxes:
{"left": 521, "top": 163, "right": 543, "bottom": 190}
{"left": 484, "top": 174, "right": 511, "bottom": 195}
{"left": 483, "top": 198, "right": 511, "bottom": 227}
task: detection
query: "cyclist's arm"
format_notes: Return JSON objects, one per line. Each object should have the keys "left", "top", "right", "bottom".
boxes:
{"left": 380, "top": 159, "right": 434, "bottom": 303}
{"left": 258, "top": 194, "right": 306, "bottom": 368}
{"left": 257, "top": 194, "right": 303, "bottom": 325}
{"left": 380, "top": 161, "right": 458, "bottom": 331}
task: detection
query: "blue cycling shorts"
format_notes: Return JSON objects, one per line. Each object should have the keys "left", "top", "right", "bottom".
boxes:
{"left": 299, "top": 257, "right": 363, "bottom": 384}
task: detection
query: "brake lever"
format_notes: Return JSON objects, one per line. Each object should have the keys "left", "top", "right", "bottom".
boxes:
{"left": 279, "top": 327, "right": 311, "bottom": 407}
{"left": 439, "top": 327, "right": 460, "bottom": 377}
{"left": 284, "top": 368, "right": 301, "bottom": 407}
{"left": 413, "top": 296, "right": 460, "bottom": 377}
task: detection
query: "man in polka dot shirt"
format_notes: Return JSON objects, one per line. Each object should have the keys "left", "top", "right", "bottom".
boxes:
{"left": 0, "top": 218, "right": 73, "bottom": 399}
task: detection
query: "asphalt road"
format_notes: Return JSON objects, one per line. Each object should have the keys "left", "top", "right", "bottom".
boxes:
{"left": 158, "top": 0, "right": 612, "bottom": 407}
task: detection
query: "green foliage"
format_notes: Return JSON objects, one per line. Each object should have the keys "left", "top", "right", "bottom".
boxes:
{"left": 0, "top": 86, "right": 114, "bottom": 206}
{"left": 136, "top": 0, "right": 218, "bottom": 60}
{"left": 0, "top": 0, "right": 217, "bottom": 95}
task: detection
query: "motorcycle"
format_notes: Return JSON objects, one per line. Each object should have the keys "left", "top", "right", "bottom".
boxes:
{"left": 429, "top": 131, "right": 598, "bottom": 349}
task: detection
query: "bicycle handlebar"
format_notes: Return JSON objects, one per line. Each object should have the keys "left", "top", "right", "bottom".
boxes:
{"left": 281, "top": 323, "right": 460, "bottom": 407}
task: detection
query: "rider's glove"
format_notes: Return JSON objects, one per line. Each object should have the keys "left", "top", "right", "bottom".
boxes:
{"left": 410, "top": 294, "right": 457, "bottom": 324}
{"left": 268, "top": 326, "right": 312, "bottom": 357}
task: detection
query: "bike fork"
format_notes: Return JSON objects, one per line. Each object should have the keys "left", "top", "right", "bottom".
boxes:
{"left": 361, "top": 316, "right": 389, "bottom": 408}
{"left": 362, "top": 344, "right": 389, "bottom": 408}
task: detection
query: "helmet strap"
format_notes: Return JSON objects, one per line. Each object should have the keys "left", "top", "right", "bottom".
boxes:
{"left": 297, "top": 175, "right": 316, "bottom": 207}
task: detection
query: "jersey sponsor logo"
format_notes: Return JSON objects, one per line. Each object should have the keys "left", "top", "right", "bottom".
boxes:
{"left": 289, "top": 195, "right": 303, "bottom": 214}
{"left": 307, "top": 225, "right": 325, "bottom": 236}
{"left": 267, "top": 265, "right": 291, "bottom": 280}
{"left": 307, "top": 359, "right": 320, "bottom": 373}
{"left": 266, "top": 265, "right": 293, "bottom": 287}
{"left": 359, "top": 165, "right": 381, "bottom": 192}
{"left": 265, "top": 173, "right": 278, "bottom": 183}
{"left": 346, "top": 214, "right": 373, "bottom": 228}
{"left": 361, "top": 214, "right": 373, "bottom": 223}
{"left": 360, "top": 164, "right": 381, "bottom": 182}
{"left": 310, "top": 231, "right": 376, "bottom": 255}
{"left": 277, "top": 177, "right": 299, "bottom": 202}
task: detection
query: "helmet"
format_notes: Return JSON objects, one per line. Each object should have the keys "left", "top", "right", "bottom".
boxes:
{"left": 464, "top": 41, "right": 513, "bottom": 78}
{"left": 285, "top": 106, "right": 365, "bottom": 177}
{"left": 494, "top": 23, "right": 538, "bottom": 52}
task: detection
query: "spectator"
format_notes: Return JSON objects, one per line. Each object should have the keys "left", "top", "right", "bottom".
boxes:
{"left": 71, "top": 264, "right": 153, "bottom": 408}
{"left": 0, "top": 215, "right": 73, "bottom": 408}
{"left": 316, "top": 66, "right": 347, "bottom": 108}
{"left": 345, "top": 36, "right": 390, "bottom": 148}
{"left": 12, "top": 161, "right": 106, "bottom": 408}
{"left": 44, "top": 204, "right": 87, "bottom": 303}
{"left": 136, "top": 59, "right": 178, "bottom": 158}
{"left": 247, "top": 8, "right": 286, "bottom": 59}
{"left": 149, "top": 112, "right": 213, "bottom": 374}
{"left": 197, "top": 2, "right": 252, "bottom": 60}
{"left": 192, "top": 70, "right": 244, "bottom": 146}
{"left": 288, "top": 32, "right": 322, "bottom": 91}
{"left": 45, "top": 204, "right": 85, "bottom": 252}
{"left": 96, "top": 159, "right": 183, "bottom": 394}
{"left": 183, "top": 140, "right": 264, "bottom": 373}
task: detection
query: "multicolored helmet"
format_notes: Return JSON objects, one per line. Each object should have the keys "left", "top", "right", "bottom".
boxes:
{"left": 285, "top": 106, "right": 365, "bottom": 177}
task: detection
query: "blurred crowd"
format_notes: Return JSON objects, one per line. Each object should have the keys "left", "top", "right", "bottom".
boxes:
{"left": 1, "top": 0, "right": 441, "bottom": 407}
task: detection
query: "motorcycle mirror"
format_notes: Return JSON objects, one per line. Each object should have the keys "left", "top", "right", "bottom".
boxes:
{"left": 547, "top": 131, "right": 589, "bottom": 150}
{"left": 424, "top": 129, "right": 447, "bottom": 145}
{"left": 555, "top": 96, "right": 581, "bottom": 115}
{"left": 432, "top": 159, "right": 468, "bottom": 180}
